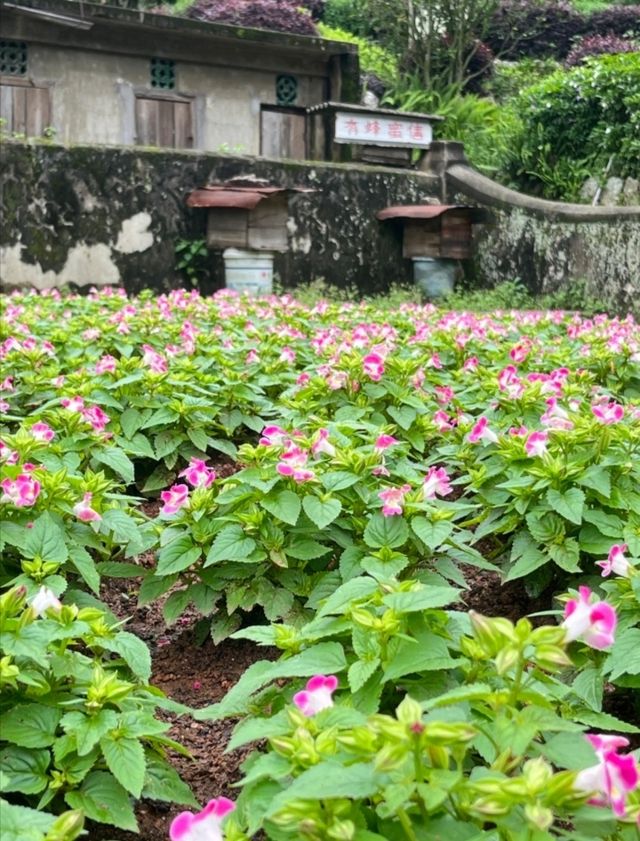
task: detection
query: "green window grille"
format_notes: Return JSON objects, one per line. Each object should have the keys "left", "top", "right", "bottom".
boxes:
{"left": 150, "top": 58, "right": 175, "bottom": 90}
{"left": 0, "top": 41, "right": 28, "bottom": 76}
{"left": 276, "top": 74, "right": 298, "bottom": 106}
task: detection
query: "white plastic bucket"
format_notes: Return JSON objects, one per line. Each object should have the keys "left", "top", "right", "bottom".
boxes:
{"left": 222, "top": 248, "right": 274, "bottom": 296}
{"left": 412, "top": 257, "right": 456, "bottom": 299}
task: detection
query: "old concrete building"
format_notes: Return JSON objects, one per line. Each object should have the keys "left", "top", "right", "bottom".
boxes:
{"left": 0, "top": 0, "right": 358, "bottom": 155}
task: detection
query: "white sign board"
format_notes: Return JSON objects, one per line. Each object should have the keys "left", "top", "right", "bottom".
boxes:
{"left": 334, "top": 111, "right": 433, "bottom": 149}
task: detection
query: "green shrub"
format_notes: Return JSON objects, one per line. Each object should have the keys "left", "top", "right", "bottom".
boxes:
{"left": 488, "top": 58, "right": 561, "bottom": 102}
{"left": 317, "top": 23, "right": 399, "bottom": 85}
{"left": 504, "top": 52, "right": 640, "bottom": 199}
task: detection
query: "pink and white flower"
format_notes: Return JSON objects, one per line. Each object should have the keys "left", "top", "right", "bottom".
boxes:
{"left": 82, "top": 405, "right": 110, "bottom": 433}
{"left": 95, "top": 355, "right": 118, "bottom": 374}
{"left": 468, "top": 416, "right": 498, "bottom": 445}
{"left": 311, "top": 428, "right": 336, "bottom": 457}
{"left": 179, "top": 458, "right": 216, "bottom": 489}
{"left": 433, "top": 410, "right": 455, "bottom": 432}
{"left": 1, "top": 474, "right": 41, "bottom": 507}
{"left": 423, "top": 466, "right": 452, "bottom": 500}
{"left": 597, "top": 544, "right": 631, "bottom": 578}
{"left": 363, "top": 352, "right": 385, "bottom": 381}
{"left": 293, "top": 675, "right": 338, "bottom": 717}
{"left": 574, "top": 734, "right": 639, "bottom": 818}
{"left": 73, "top": 492, "right": 102, "bottom": 522}
{"left": 277, "top": 445, "right": 315, "bottom": 483}
{"left": 592, "top": 400, "right": 624, "bottom": 425}
{"left": 562, "top": 586, "right": 617, "bottom": 650}
{"left": 142, "top": 344, "right": 168, "bottom": 374}
{"left": 462, "top": 356, "right": 479, "bottom": 372}
{"left": 378, "top": 484, "right": 411, "bottom": 516}
{"left": 160, "top": 484, "right": 190, "bottom": 515}
{"left": 30, "top": 586, "right": 62, "bottom": 617}
{"left": 61, "top": 396, "right": 85, "bottom": 413}
{"left": 169, "top": 797, "right": 236, "bottom": 841}
{"left": 259, "top": 425, "right": 289, "bottom": 447}
{"left": 524, "top": 430, "right": 548, "bottom": 457}
{"left": 540, "top": 398, "right": 574, "bottom": 431}
{"left": 0, "top": 440, "right": 19, "bottom": 465}
{"left": 30, "top": 421, "right": 55, "bottom": 443}
{"left": 374, "top": 434, "right": 399, "bottom": 453}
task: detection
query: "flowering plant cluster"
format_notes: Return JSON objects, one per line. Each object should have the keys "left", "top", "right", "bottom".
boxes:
{"left": 1, "top": 287, "right": 639, "bottom": 838}
{"left": 0, "top": 585, "right": 195, "bottom": 833}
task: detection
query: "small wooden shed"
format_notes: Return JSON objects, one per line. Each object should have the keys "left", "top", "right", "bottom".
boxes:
{"left": 376, "top": 205, "right": 492, "bottom": 259}
{"left": 186, "top": 184, "right": 310, "bottom": 252}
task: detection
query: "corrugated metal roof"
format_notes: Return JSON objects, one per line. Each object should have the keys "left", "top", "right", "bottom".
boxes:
{"left": 377, "top": 205, "right": 489, "bottom": 222}
{"left": 186, "top": 186, "right": 287, "bottom": 210}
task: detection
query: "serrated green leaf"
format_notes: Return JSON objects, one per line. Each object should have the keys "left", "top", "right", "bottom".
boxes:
{"left": 100, "top": 632, "right": 152, "bottom": 683}
{"left": 1, "top": 704, "right": 60, "bottom": 748}
{"left": 206, "top": 525, "right": 256, "bottom": 565}
{"left": 68, "top": 545, "right": 100, "bottom": 594}
{"left": 261, "top": 490, "right": 301, "bottom": 526}
{"left": 285, "top": 538, "right": 331, "bottom": 560}
{"left": 382, "top": 586, "right": 460, "bottom": 612}
{"left": 142, "top": 756, "right": 198, "bottom": 806}
{"left": 546, "top": 487, "right": 585, "bottom": 525}
{"left": 302, "top": 495, "right": 342, "bottom": 529}
{"left": 65, "top": 770, "right": 138, "bottom": 832}
{"left": 364, "top": 513, "right": 409, "bottom": 549}
{"left": 348, "top": 658, "right": 380, "bottom": 693}
{"left": 0, "top": 746, "right": 50, "bottom": 794}
{"left": 156, "top": 535, "right": 202, "bottom": 575}
{"left": 410, "top": 517, "right": 453, "bottom": 550}
{"left": 23, "top": 513, "right": 68, "bottom": 564}
{"left": 60, "top": 709, "right": 118, "bottom": 756}
{"left": 100, "top": 735, "right": 146, "bottom": 798}
{"left": 93, "top": 448, "right": 135, "bottom": 485}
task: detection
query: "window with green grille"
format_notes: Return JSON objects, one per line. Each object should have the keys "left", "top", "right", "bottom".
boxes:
{"left": 276, "top": 74, "right": 298, "bottom": 106}
{"left": 0, "top": 41, "right": 28, "bottom": 76}
{"left": 150, "top": 58, "right": 175, "bottom": 90}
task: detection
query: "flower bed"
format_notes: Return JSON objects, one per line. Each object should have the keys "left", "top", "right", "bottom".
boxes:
{"left": 1, "top": 287, "right": 639, "bottom": 840}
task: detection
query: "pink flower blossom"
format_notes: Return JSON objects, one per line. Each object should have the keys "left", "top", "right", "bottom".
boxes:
{"left": 276, "top": 445, "right": 315, "bottom": 483}
{"left": 279, "top": 346, "right": 296, "bottom": 363}
{"left": 170, "top": 798, "right": 236, "bottom": 841}
{"left": 378, "top": 484, "right": 411, "bottom": 516}
{"left": 1, "top": 473, "right": 41, "bottom": 507}
{"left": 311, "top": 428, "right": 336, "bottom": 457}
{"left": 574, "top": 734, "right": 639, "bottom": 818}
{"left": 160, "top": 484, "right": 190, "bottom": 515}
{"left": 293, "top": 675, "right": 338, "bottom": 717}
{"left": 30, "top": 586, "right": 62, "bottom": 617}
{"left": 246, "top": 349, "right": 260, "bottom": 364}
{"left": 562, "top": 586, "right": 617, "bottom": 650}
{"left": 597, "top": 544, "right": 630, "bottom": 578}
{"left": 433, "top": 410, "right": 455, "bottom": 432}
{"left": 363, "top": 352, "right": 385, "bottom": 381}
{"left": 435, "top": 386, "right": 454, "bottom": 405}
{"left": 30, "top": 422, "right": 55, "bottom": 443}
{"left": 427, "top": 353, "right": 442, "bottom": 369}
{"left": 0, "top": 376, "right": 14, "bottom": 391}
{"left": 0, "top": 400, "right": 9, "bottom": 413}
{"left": 0, "top": 440, "right": 19, "bottom": 465}
{"left": 179, "top": 458, "right": 216, "bottom": 489}
{"left": 524, "top": 430, "right": 548, "bottom": 457}
{"left": 510, "top": 342, "right": 530, "bottom": 362}
{"left": 82, "top": 405, "right": 110, "bottom": 433}
{"left": 592, "top": 401, "right": 624, "bottom": 425}
{"left": 95, "top": 355, "right": 117, "bottom": 374}
{"left": 374, "top": 434, "right": 399, "bottom": 453}
{"left": 541, "top": 398, "right": 574, "bottom": 431}
{"left": 73, "top": 492, "right": 102, "bottom": 522}
{"left": 259, "top": 425, "right": 289, "bottom": 447}
{"left": 462, "top": 356, "right": 479, "bottom": 372}
{"left": 468, "top": 416, "right": 498, "bottom": 445}
{"left": 61, "top": 396, "right": 85, "bottom": 413}
{"left": 142, "top": 344, "right": 168, "bottom": 374}
{"left": 423, "top": 467, "right": 452, "bottom": 500}
{"left": 296, "top": 372, "right": 310, "bottom": 386}
{"left": 509, "top": 426, "right": 528, "bottom": 437}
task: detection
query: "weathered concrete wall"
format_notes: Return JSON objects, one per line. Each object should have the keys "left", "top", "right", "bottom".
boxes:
{"left": 470, "top": 209, "right": 640, "bottom": 312}
{"left": 0, "top": 141, "right": 439, "bottom": 294}
{"left": 14, "top": 44, "right": 323, "bottom": 153}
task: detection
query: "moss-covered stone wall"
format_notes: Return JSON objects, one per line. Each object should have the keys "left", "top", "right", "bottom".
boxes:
{"left": 0, "top": 142, "right": 440, "bottom": 294}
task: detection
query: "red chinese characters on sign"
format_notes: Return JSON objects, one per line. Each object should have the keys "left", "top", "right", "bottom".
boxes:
{"left": 409, "top": 123, "right": 424, "bottom": 140}
{"left": 387, "top": 121, "right": 403, "bottom": 139}
{"left": 334, "top": 111, "right": 432, "bottom": 147}
{"left": 345, "top": 118, "right": 359, "bottom": 136}
{"left": 365, "top": 120, "right": 381, "bottom": 137}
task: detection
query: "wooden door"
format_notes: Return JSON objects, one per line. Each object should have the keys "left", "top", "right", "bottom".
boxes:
{"left": 261, "top": 107, "right": 306, "bottom": 159}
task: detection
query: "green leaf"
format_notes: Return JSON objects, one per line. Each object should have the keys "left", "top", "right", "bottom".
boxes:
{"left": 546, "top": 487, "right": 585, "bottom": 525}
{"left": 267, "top": 761, "right": 383, "bottom": 816}
{"left": 67, "top": 545, "right": 100, "bottom": 594}
{"left": 187, "top": 427, "right": 209, "bottom": 451}
{"left": 23, "top": 513, "right": 68, "bottom": 563}
{"left": 422, "top": 683, "right": 493, "bottom": 710}
{"left": 227, "top": 710, "right": 291, "bottom": 752}
{"left": 577, "top": 466, "right": 611, "bottom": 498}
{"left": 382, "top": 586, "right": 460, "bottom": 612}
{"left": 142, "top": 756, "right": 198, "bottom": 806}
{"left": 100, "top": 632, "right": 152, "bottom": 682}
{"left": 65, "top": 771, "right": 138, "bottom": 832}
{"left": 1, "top": 704, "right": 60, "bottom": 748}
{"left": 411, "top": 517, "right": 453, "bottom": 550}
{"left": 317, "top": 576, "right": 379, "bottom": 618}
{"left": 156, "top": 534, "right": 202, "bottom": 575}
{"left": 505, "top": 532, "right": 548, "bottom": 581}
{"left": 261, "top": 490, "right": 301, "bottom": 526}
{"left": 101, "top": 509, "right": 141, "bottom": 546}
{"left": 93, "top": 448, "right": 135, "bottom": 485}
{"left": 210, "top": 611, "right": 242, "bottom": 644}
{"left": 195, "top": 642, "right": 346, "bottom": 720}
{"left": 348, "top": 658, "right": 380, "bottom": 693}
{"left": 604, "top": 628, "right": 640, "bottom": 680}
{"left": 163, "top": 589, "right": 193, "bottom": 626}
{"left": 0, "top": 746, "right": 50, "bottom": 794}
{"left": 571, "top": 667, "right": 603, "bottom": 712}
{"left": 549, "top": 538, "right": 581, "bottom": 572}
{"left": 383, "top": 631, "right": 456, "bottom": 681}
{"left": 285, "top": 538, "right": 331, "bottom": 560}
{"left": 581, "top": 509, "right": 624, "bottom": 538}
{"left": 0, "top": 800, "right": 55, "bottom": 841}
{"left": 302, "top": 495, "right": 342, "bottom": 529}
{"left": 61, "top": 709, "right": 118, "bottom": 756}
{"left": 100, "top": 735, "right": 146, "bottom": 798}
{"left": 364, "top": 513, "right": 409, "bottom": 549}
{"left": 321, "top": 471, "right": 360, "bottom": 492}
{"left": 206, "top": 525, "right": 256, "bottom": 565}
{"left": 120, "top": 407, "right": 144, "bottom": 439}
{"left": 387, "top": 405, "right": 417, "bottom": 430}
